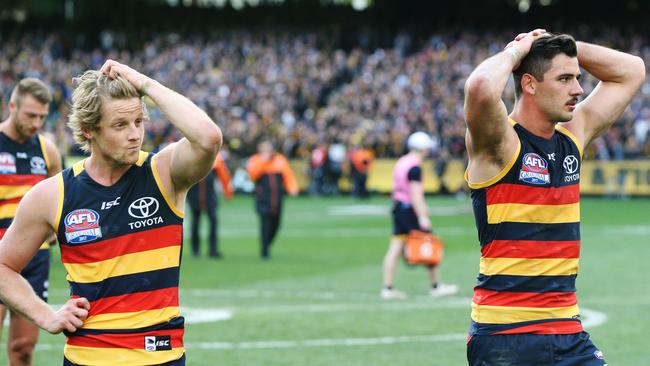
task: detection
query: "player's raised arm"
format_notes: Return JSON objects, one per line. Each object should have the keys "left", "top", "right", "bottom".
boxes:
{"left": 0, "top": 178, "right": 89, "bottom": 334}
{"left": 464, "top": 29, "right": 547, "bottom": 182}
{"left": 566, "top": 42, "right": 645, "bottom": 148}
{"left": 100, "top": 59, "right": 223, "bottom": 196}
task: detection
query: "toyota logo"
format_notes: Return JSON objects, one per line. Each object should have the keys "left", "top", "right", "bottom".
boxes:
{"left": 563, "top": 155, "right": 579, "bottom": 174}
{"left": 128, "top": 197, "right": 159, "bottom": 219}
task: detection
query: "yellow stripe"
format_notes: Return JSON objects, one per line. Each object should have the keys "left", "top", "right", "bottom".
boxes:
{"left": 487, "top": 202, "right": 580, "bottom": 224}
{"left": 136, "top": 150, "right": 149, "bottom": 166}
{"left": 72, "top": 159, "right": 86, "bottom": 176}
{"left": 0, "top": 185, "right": 32, "bottom": 200}
{"left": 471, "top": 302, "right": 580, "bottom": 324}
{"left": 466, "top": 137, "right": 521, "bottom": 189}
{"left": 39, "top": 242, "right": 50, "bottom": 250}
{"left": 38, "top": 135, "right": 51, "bottom": 170}
{"left": 556, "top": 125, "right": 583, "bottom": 160}
{"left": 53, "top": 173, "right": 64, "bottom": 232}
{"left": 480, "top": 257, "right": 579, "bottom": 276}
{"left": 84, "top": 306, "right": 180, "bottom": 329}
{"left": 151, "top": 155, "right": 184, "bottom": 218}
{"left": 64, "top": 246, "right": 181, "bottom": 283}
{"left": 0, "top": 203, "right": 18, "bottom": 219}
{"left": 64, "top": 345, "right": 184, "bottom": 366}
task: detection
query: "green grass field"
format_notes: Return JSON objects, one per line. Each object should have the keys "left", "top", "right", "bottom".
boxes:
{"left": 14, "top": 195, "right": 650, "bottom": 365}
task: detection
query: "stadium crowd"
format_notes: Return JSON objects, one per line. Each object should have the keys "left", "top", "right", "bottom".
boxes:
{"left": 2, "top": 27, "right": 650, "bottom": 167}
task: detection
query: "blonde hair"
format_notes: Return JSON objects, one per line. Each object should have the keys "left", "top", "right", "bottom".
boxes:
{"left": 67, "top": 70, "right": 147, "bottom": 153}
{"left": 10, "top": 78, "right": 52, "bottom": 107}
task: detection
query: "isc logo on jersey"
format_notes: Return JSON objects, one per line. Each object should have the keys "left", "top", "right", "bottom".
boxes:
{"left": 0, "top": 153, "right": 17, "bottom": 174}
{"left": 64, "top": 209, "right": 103, "bottom": 244}
{"left": 519, "top": 153, "right": 550, "bottom": 185}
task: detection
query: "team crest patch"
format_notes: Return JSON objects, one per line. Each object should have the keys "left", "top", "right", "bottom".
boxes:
{"left": 64, "top": 209, "right": 102, "bottom": 244}
{"left": 519, "top": 153, "right": 550, "bottom": 185}
{"left": 0, "top": 153, "right": 16, "bottom": 174}
{"left": 30, "top": 156, "right": 47, "bottom": 175}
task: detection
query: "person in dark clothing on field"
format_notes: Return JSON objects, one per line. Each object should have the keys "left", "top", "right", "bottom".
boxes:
{"left": 246, "top": 140, "right": 299, "bottom": 259}
{"left": 187, "top": 153, "right": 233, "bottom": 258}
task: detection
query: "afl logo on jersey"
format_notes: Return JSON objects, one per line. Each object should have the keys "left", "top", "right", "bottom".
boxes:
{"left": 0, "top": 153, "right": 17, "bottom": 174}
{"left": 64, "top": 209, "right": 103, "bottom": 244}
{"left": 519, "top": 153, "right": 550, "bottom": 185}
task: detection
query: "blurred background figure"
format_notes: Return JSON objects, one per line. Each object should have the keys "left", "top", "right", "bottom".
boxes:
{"left": 246, "top": 140, "right": 299, "bottom": 259}
{"left": 349, "top": 144, "right": 374, "bottom": 199}
{"left": 187, "top": 152, "right": 234, "bottom": 259}
{"left": 382, "top": 132, "right": 458, "bottom": 299}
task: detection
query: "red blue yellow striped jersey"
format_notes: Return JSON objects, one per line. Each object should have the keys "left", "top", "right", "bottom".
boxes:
{"left": 466, "top": 120, "right": 584, "bottom": 336}
{"left": 54, "top": 151, "right": 185, "bottom": 365}
{"left": 0, "top": 132, "right": 51, "bottom": 249}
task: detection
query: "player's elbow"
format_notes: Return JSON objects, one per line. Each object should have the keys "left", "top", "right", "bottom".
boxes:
{"left": 628, "top": 55, "right": 646, "bottom": 86}
{"left": 464, "top": 73, "right": 499, "bottom": 107}
{"left": 197, "top": 120, "right": 223, "bottom": 154}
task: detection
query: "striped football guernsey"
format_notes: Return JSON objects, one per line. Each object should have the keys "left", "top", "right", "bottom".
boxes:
{"left": 54, "top": 151, "right": 185, "bottom": 365}
{"left": 0, "top": 132, "right": 51, "bottom": 249}
{"left": 466, "top": 119, "right": 584, "bottom": 336}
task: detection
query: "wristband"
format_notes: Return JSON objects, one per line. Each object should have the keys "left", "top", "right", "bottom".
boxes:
{"left": 506, "top": 47, "right": 521, "bottom": 63}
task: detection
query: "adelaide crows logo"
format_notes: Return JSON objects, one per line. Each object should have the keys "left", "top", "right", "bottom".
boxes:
{"left": 64, "top": 209, "right": 102, "bottom": 244}
{"left": 519, "top": 153, "right": 550, "bottom": 185}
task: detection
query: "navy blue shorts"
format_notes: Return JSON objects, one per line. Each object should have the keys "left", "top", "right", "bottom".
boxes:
{"left": 64, "top": 354, "right": 185, "bottom": 365}
{"left": 467, "top": 332, "right": 607, "bottom": 365}
{"left": 392, "top": 202, "right": 419, "bottom": 235}
{"left": 0, "top": 248, "right": 49, "bottom": 305}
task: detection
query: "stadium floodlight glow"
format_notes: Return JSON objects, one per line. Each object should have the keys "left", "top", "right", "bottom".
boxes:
{"left": 351, "top": 0, "right": 369, "bottom": 11}
{"left": 231, "top": 0, "right": 245, "bottom": 10}
{"left": 518, "top": 0, "right": 530, "bottom": 13}
{"left": 247, "top": 0, "right": 261, "bottom": 7}
{"left": 539, "top": 0, "right": 552, "bottom": 5}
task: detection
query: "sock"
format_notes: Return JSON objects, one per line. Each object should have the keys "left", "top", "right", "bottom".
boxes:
{"left": 432, "top": 283, "right": 439, "bottom": 289}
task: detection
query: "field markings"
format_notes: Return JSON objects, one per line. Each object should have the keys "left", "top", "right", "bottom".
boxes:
{"left": 20, "top": 289, "right": 608, "bottom": 352}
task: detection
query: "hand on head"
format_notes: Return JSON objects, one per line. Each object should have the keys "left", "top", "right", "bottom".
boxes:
{"left": 100, "top": 59, "right": 150, "bottom": 93}
{"left": 504, "top": 29, "right": 549, "bottom": 68}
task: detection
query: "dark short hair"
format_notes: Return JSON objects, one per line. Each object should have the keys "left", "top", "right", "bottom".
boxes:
{"left": 513, "top": 33, "right": 577, "bottom": 97}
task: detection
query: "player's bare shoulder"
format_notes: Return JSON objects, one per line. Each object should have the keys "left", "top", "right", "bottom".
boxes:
{"left": 17, "top": 173, "right": 62, "bottom": 227}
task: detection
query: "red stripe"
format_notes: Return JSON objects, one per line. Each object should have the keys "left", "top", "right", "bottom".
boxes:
{"left": 0, "top": 174, "right": 45, "bottom": 186}
{"left": 88, "top": 288, "right": 179, "bottom": 316}
{"left": 0, "top": 197, "right": 22, "bottom": 206}
{"left": 473, "top": 288, "right": 577, "bottom": 308}
{"left": 481, "top": 240, "right": 580, "bottom": 259}
{"left": 493, "top": 320, "right": 583, "bottom": 335}
{"left": 66, "top": 328, "right": 184, "bottom": 349}
{"left": 486, "top": 183, "right": 579, "bottom": 205}
{"left": 61, "top": 225, "right": 182, "bottom": 264}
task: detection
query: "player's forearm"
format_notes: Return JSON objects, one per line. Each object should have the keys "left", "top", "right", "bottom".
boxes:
{"left": 464, "top": 50, "right": 519, "bottom": 104}
{"left": 577, "top": 41, "right": 645, "bottom": 85}
{"left": 144, "top": 79, "right": 222, "bottom": 153}
{"left": 0, "top": 264, "right": 54, "bottom": 328}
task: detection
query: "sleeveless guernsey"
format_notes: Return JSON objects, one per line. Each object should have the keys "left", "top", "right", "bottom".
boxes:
{"left": 467, "top": 121, "right": 584, "bottom": 336}
{"left": 54, "top": 151, "right": 185, "bottom": 365}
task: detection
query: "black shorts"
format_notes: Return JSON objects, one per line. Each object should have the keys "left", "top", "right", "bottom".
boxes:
{"left": 392, "top": 201, "right": 419, "bottom": 236}
{"left": 0, "top": 248, "right": 49, "bottom": 305}
{"left": 64, "top": 354, "right": 186, "bottom": 366}
{"left": 467, "top": 332, "right": 607, "bottom": 365}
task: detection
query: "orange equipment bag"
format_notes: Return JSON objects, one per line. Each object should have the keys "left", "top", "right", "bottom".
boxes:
{"left": 404, "top": 230, "right": 444, "bottom": 265}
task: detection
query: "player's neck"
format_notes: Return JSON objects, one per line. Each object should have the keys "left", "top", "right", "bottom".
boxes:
{"left": 84, "top": 152, "right": 133, "bottom": 186}
{"left": 511, "top": 101, "right": 556, "bottom": 139}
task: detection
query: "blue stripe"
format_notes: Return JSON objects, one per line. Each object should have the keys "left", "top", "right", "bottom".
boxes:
{"left": 479, "top": 222, "right": 580, "bottom": 246}
{"left": 476, "top": 274, "right": 577, "bottom": 293}
{"left": 66, "top": 316, "right": 184, "bottom": 337}
{"left": 0, "top": 217, "right": 12, "bottom": 229}
{"left": 69, "top": 267, "right": 179, "bottom": 302}
{"left": 468, "top": 318, "right": 582, "bottom": 336}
